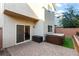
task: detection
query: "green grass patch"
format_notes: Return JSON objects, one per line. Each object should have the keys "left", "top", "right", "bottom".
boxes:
{"left": 63, "top": 36, "right": 74, "bottom": 49}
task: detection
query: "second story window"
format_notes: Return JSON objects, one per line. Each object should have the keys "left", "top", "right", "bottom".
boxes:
{"left": 48, "top": 25, "right": 52, "bottom": 32}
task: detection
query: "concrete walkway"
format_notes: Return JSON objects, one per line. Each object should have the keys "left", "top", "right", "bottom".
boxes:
{"left": 6, "top": 41, "right": 78, "bottom": 56}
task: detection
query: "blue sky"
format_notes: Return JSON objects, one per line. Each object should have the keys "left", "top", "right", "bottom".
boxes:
{"left": 56, "top": 3, "right": 79, "bottom": 13}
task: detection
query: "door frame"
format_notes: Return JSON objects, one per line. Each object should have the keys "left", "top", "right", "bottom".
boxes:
{"left": 16, "top": 24, "right": 32, "bottom": 45}
{"left": 0, "top": 28, "right": 2, "bottom": 49}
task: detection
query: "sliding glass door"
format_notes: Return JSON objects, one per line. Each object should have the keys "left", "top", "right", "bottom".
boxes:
{"left": 17, "top": 25, "right": 30, "bottom": 43}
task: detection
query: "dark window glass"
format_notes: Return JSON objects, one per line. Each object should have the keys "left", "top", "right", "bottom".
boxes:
{"left": 48, "top": 25, "right": 52, "bottom": 32}
{"left": 25, "top": 26, "right": 30, "bottom": 40}
{"left": 17, "top": 25, "right": 24, "bottom": 43}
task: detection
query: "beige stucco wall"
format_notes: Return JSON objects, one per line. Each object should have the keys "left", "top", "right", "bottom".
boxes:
{"left": 4, "top": 3, "right": 38, "bottom": 19}
{"left": 27, "top": 3, "right": 46, "bottom": 21}
{"left": 33, "top": 20, "right": 44, "bottom": 36}
{"left": 44, "top": 10, "right": 55, "bottom": 35}
{"left": 3, "top": 15, "right": 34, "bottom": 48}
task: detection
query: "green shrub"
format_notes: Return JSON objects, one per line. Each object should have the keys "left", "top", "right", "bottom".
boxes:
{"left": 63, "top": 36, "right": 74, "bottom": 49}
{"left": 59, "top": 6, "right": 79, "bottom": 28}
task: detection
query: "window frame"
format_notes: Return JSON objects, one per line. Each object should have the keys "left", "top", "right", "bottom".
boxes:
{"left": 48, "top": 25, "right": 52, "bottom": 32}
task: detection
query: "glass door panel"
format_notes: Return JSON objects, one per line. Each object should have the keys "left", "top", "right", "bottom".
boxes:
{"left": 17, "top": 25, "right": 24, "bottom": 43}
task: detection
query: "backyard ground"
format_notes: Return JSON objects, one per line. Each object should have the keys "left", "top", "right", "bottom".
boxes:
{"left": 1, "top": 41, "right": 77, "bottom": 56}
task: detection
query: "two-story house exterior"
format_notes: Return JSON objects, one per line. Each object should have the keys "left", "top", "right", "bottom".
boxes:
{"left": 0, "top": 3, "right": 55, "bottom": 48}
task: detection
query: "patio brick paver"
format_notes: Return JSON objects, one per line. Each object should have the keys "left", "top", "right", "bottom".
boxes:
{"left": 6, "top": 41, "right": 78, "bottom": 56}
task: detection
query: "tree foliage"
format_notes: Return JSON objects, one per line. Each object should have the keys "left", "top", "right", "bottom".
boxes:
{"left": 59, "top": 6, "right": 79, "bottom": 28}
